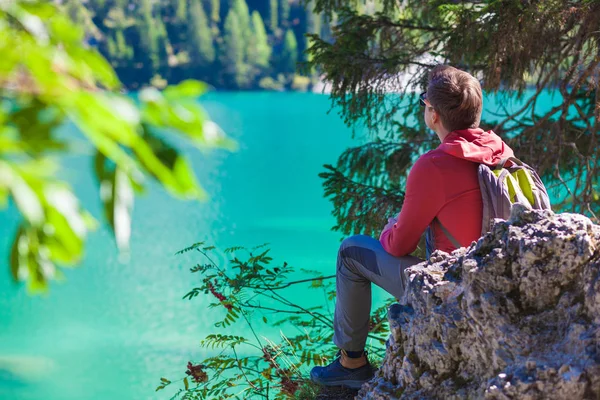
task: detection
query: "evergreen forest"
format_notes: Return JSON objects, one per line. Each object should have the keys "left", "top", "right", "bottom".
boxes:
{"left": 64, "top": 0, "right": 333, "bottom": 90}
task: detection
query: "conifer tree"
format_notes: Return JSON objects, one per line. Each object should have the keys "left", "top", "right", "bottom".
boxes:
{"left": 136, "top": 0, "right": 160, "bottom": 71}
{"left": 102, "top": 1, "right": 134, "bottom": 31}
{"left": 281, "top": 29, "right": 297, "bottom": 74}
{"left": 107, "top": 35, "right": 117, "bottom": 61}
{"left": 231, "top": 0, "right": 251, "bottom": 48}
{"left": 248, "top": 11, "right": 271, "bottom": 70}
{"left": 207, "top": 0, "right": 220, "bottom": 23}
{"left": 306, "top": 0, "right": 600, "bottom": 234}
{"left": 188, "top": 0, "right": 215, "bottom": 66}
{"left": 89, "top": 0, "right": 107, "bottom": 9}
{"left": 115, "top": 29, "right": 133, "bottom": 61}
{"left": 269, "top": 0, "right": 278, "bottom": 32}
{"left": 305, "top": 4, "right": 321, "bottom": 62}
{"left": 306, "top": 10, "right": 321, "bottom": 36}
{"left": 279, "top": 0, "right": 290, "bottom": 25}
{"left": 155, "top": 19, "right": 170, "bottom": 69}
{"left": 175, "top": 0, "right": 187, "bottom": 23}
{"left": 221, "top": 9, "right": 248, "bottom": 88}
{"left": 58, "top": 0, "right": 337, "bottom": 88}
{"left": 319, "top": 14, "right": 333, "bottom": 42}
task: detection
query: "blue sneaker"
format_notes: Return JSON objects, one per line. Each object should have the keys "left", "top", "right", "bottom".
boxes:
{"left": 310, "top": 350, "right": 374, "bottom": 389}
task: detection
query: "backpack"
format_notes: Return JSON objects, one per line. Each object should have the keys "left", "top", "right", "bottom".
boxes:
{"left": 435, "top": 156, "right": 552, "bottom": 249}
{"left": 477, "top": 156, "right": 552, "bottom": 234}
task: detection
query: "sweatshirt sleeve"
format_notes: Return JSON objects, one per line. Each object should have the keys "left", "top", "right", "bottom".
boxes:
{"left": 379, "top": 156, "right": 445, "bottom": 257}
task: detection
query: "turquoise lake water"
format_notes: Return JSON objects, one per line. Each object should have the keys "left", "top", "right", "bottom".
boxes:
{"left": 0, "top": 91, "right": 563, "bottom": 400}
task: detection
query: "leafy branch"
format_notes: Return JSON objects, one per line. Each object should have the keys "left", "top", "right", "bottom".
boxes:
{"left": 159, "top": 243, "right": 395, "bottom": 399}
{"left": 0, "top": 0, "right": 236, "bottom": 293}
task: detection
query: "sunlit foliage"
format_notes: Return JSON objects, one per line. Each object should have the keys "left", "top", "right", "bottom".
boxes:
{"left": 0, "top": 0, "right": 235, "bottom": 293}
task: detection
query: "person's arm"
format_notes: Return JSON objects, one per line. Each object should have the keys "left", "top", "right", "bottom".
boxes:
{"left": 379, "top": 156, "right": 445, "bottom": 257}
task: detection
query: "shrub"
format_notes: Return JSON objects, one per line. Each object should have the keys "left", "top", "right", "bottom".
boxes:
{"left": 157, "top": 242, "right": 393, "bottom": 399}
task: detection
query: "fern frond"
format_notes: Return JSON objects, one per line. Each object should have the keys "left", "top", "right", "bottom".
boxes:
{"left": 175, "top": 242, "right": 205, "bottom": 255}
{"left": 251, "top": 243, "right": 270, "bottom": 251}
{"left": 224, "top": 246, "right": 244, "bottom": 254}
{"left": 201, "top": 334, "right": 248, "bottom": 349}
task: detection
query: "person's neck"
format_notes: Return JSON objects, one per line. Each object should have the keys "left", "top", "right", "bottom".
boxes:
{"left": 435, "top": 127, "right": 452, "bottom": 143}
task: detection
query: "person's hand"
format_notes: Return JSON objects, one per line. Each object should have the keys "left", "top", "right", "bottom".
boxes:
{"left": 382, "top": 217, "right": 398, "bottom": 232}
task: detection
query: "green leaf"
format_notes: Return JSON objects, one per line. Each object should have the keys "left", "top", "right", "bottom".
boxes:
{"left": 172, "top": 156, "right": 205, "bottom": 198}
{"left": 140, "top": 90, "right": 237, "bottom": 151}
{"left": 17, "top": 1, "right": 58, "bottom": 20}
{"left": 47, "top": 12, "right": 82, "bottom": 44}
{"left": 10, "top": 227, "right": 23, "bottom": 281}
{"left": 15, "top": 157, "right": 59, "bottom": 178}
{"left": 0, "top": 185, "right": 9, "bottom": 208}
{"left": 224, "top": 246, "right": 244, "bottom": 254}
{"left": 175, "top": 242, "right": 205, "bottom": 255}
{"left": 163, "top": 80, "right": 208, "bottom": 99}
{"left": 14, "top": 9, "right": 49, "bottom": 44}
{"left": 0, "top": 130, "right": 26, "bottom": 155}
{"left": 81, "top": 211, "right": 99, "bottom": 231}
{"left": 74, "top": 48, "right": 120, "bottom": 90}
{"left": 94, "top": 152, "right": 133, "bottom": 251}
{"left": 263, "top": 316, "right": 267, "bottom": 323}
{"left": 21, "top": 49, "right": 64, "bottom": 94}
{"left": 135, "top": 128, "right": 206, "bottom": 200}
{"left": 1, "top": 162, "right": 44, "bottom": 226}
{"left": 104, "top": 95, "right": 139, "bottom": 124}
{"left": 112, "top": 169, "right": 133, "bottom": 251}
{"left": 6, "top": 101, "right": 65, "bottom": 154}
{"left": 184, "top": 376, "right": 189, "bottom": 390}
{"left": 16, "top": 227, "right": 50, "bottom": 294}
{"left": 43, "top": 204, "right": 84, "bottom": 265}
{"left": 313, "top": 353, "right": 320, "bottom": 366}
{"left": 1, "top": 0, "right": 233, "bottom": 294}
{"left": 67, "top": 92, "right": 139, "bottom": 174}
{"left": 94, "top": 151, "right": 115, "bottom": 229}
{"left": 311, "top": 278, "right": 323, "bottom": 288}
{"left": 69, "top": 91, "right": 138, "bottom": 146}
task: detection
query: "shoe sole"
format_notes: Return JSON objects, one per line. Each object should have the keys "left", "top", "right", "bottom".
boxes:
{"left": 310, "top": 376, "right": 368, "bottom": 389}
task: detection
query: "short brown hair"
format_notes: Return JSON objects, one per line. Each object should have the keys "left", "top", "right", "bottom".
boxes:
{"left": 427, "top": 65, "right": 483, "bottom": 132}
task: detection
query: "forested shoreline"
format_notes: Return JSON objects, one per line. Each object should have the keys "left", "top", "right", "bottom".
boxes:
{"left": 63, "top": 0, "right": 335, "bottom": 90}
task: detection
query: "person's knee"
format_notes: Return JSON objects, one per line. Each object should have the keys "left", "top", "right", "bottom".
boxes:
{"left": 337, "top": 235, "right": 380, "bottom": 276}
{"left": 337, "top": 235, "right": 365, "bottom": 274}
{"left": 339, "top": 234, "right": 373, "bottom": 252}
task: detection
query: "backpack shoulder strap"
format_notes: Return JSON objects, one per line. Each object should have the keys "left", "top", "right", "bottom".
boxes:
{"left": 496, "top": 156, "right": 524, "bottom": 169}
{"left": 478, "top": 163, "right": 513, "bottom": 234}
{"left": 433, "top": 217, "right": 461, "bottom": 249}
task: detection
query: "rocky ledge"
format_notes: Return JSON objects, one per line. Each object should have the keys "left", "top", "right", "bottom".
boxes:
{"left": 359, "top": 205, "right": 600, "bottom": 399}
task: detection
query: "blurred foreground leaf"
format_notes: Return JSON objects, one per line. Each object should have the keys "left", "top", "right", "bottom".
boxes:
{"left": 0, "top": 0, "right": 234, "bottom": 293}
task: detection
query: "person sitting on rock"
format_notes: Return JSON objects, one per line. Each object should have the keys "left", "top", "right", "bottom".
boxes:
{"left": 310, "top": 65, "right": 516, "bottom": 389}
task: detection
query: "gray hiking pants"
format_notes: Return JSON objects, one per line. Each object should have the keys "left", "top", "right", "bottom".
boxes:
{"left": 333, "top": 234, "right": 422, "bottom": 351}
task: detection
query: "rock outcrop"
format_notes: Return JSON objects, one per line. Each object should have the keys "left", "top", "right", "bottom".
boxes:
{"left": 359, "top": 205, "right": 600, "bottom": 399}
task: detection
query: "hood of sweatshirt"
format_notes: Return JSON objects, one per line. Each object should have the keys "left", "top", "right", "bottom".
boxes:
{"left": 438, "top": 128, "right": 514, "bottom": 166}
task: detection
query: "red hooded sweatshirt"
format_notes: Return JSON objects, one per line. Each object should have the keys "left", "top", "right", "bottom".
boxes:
{"left": 379, "top": 128, "right": 514, "bottom": 257}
